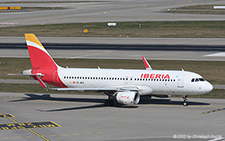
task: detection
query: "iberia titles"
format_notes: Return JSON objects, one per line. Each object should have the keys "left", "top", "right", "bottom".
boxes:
{"left": 141, "top": 73, "right": 170, "bottom": 79}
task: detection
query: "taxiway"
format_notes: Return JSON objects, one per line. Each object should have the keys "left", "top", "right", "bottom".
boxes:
{"left": 0, "top": 37, "right": 225, "bottom": 61}
{"left": 0, "top": 92, "right": 224, "bottom": 141}
{"left": 1, "top": 0, "right": 225, "bottom": 27}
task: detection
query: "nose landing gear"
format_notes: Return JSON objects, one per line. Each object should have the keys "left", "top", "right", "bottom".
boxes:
{"left": 183, "top": 95, "right": 188, "bottom": 106}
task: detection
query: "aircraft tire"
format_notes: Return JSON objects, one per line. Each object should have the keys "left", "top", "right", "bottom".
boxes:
{"left": 105, "top": 100, "right": 114, "bottom": 106}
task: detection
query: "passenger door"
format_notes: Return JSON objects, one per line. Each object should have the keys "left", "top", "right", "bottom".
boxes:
{"left": 177, "top": 74, "right": 184, "bottom": 88}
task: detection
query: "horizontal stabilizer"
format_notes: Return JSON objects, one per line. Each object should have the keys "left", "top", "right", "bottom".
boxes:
{"left": 35, "top": 75, "right": 47, "bottom": 88}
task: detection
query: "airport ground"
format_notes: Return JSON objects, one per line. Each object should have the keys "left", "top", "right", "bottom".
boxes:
{"left": 0, "top": 92, "right": 224, "bottom": 141}
{"left": 0, "top": 0, "right": 225, "bottom": 140}
{"left": 1, "top": 0, "right": 225, "bottom": 27}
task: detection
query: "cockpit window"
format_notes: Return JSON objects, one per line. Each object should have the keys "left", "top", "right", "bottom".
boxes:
{"left": 199, "top": 78, "right": 205, "bottom": 81}
{"left": 191, "top": 78, "right": 205, "bottom": 82}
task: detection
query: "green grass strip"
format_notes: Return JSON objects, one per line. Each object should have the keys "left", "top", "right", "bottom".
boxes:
{"left": 1, "top": 21, "right": 225, "bottom": 38}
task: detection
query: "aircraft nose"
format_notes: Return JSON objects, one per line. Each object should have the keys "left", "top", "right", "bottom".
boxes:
{"left": 205, "top": 81, "right": 213, "bottom": 93}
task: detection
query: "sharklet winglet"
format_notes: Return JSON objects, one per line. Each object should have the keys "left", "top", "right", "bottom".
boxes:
{"left": 142, "top": 56, "right": 152, "bottom": 70}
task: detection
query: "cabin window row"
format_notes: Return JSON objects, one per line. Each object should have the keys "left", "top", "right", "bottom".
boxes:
{"left": 134, "top": 78, "right": 176, "bottom": 82}
{"left": 64, "top": 76, "right": 128, "bottom": 80}
{"left": 64, "top": 76, "right": 176, "bottom": 82}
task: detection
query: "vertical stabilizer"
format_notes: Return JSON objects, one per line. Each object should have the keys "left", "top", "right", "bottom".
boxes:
{"left": 24, "top": 34, "right": 66, "bottom": 88}
{"left": 25, "top": 33, "right": 57, "bottom": 70}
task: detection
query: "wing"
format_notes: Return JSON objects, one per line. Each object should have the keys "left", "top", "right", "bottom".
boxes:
{"left": 50, "top": 87, "right": 139, "bottom": 92}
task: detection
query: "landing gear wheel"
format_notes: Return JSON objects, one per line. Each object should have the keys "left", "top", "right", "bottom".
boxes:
{"left": 183, "top": 101, "right": 188, "bottom": 106}
{"left": 109, "top": 100, "right": 114, "bottom": 106}
{"left": 182, "top": 95, "right": 188, "bottom": 106}
{"left": 105, "top": 100, "right": 114, "bottom": 106}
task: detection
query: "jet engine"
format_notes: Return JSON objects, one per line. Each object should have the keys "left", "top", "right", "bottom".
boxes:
{"left": 116, "top": 91, "right": 140, "bottom": 105}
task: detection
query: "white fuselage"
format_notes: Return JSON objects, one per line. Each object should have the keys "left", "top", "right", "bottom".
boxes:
{"left": 58, "top": 67, "right": 213, "bottom": 96}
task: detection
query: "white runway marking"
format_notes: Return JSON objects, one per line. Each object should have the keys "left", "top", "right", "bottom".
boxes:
{"left": 0, "top": 22, "right": 18, "bottom": 25}
{"left": 205, "top": 52, "right": 225, "bottom": 57}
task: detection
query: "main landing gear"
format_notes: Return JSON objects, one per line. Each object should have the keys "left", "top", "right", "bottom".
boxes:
{"left": 105, "top": 95, "right": 114, "bottom": 106}
{"left": 183, "top": 95, "right": 188, "bottom": 106}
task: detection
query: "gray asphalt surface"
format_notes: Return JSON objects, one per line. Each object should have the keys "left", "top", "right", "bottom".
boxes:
{"left": 1, "top": 0, "right": 225, "bottom": 27}
{"left": 0, "top": 92, "right": 224, "bottom": 141}
{"left": 1, "top": 1, "right": 225, "bottom": 141}
{"left": 0, "top": 37, "right": 225, "bottom": 61}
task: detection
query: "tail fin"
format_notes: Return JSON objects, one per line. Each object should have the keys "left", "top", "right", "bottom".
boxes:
{"left": 25, "top": 33, "right": 58, "bottom": 70}
{"left": 25, "top": 34, "right": 67, "bottom": 88}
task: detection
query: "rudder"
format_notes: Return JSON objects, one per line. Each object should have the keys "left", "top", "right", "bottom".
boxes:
{"left": 25, "top": 33, "right": 58, "bottom": 71}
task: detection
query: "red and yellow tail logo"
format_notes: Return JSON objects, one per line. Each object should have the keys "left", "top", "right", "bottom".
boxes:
{"left": 25, "top": 34, "right": 67, "bottom": 88}
{"left": 25, "top": 33, "right": 57, "bottom": 70}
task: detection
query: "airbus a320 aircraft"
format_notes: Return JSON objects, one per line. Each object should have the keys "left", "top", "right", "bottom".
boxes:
{"left": 20, "top": 34, "right": 213, "bottom": 106}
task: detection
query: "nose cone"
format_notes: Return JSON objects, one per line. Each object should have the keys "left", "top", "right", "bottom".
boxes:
{"left": 205, "top": 81, "right": 213, "bottom": 93}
